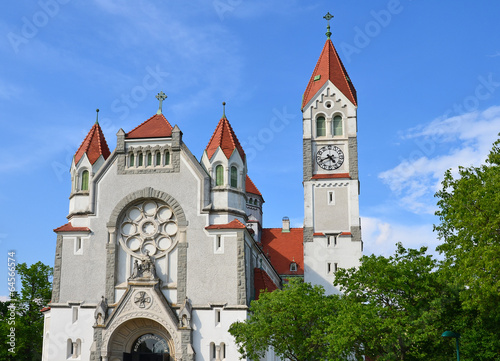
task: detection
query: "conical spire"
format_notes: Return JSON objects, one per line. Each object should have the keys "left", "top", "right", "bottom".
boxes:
{"left": 74, "top": 121, "right": 111, "bottom": 165}
{"left": 206, "top": 113, "right": 246, "bottom": 161}
{"left": 302, "top": 37, "right": 357, "bottom": 109}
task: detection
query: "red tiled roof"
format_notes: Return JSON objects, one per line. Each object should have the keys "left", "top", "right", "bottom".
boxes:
{"left": 206, "top": 117, "right": 246, "bottom": 161}
{"left": 261, "top": 228, "right": 304, "bottom": 275}
{"left": 53, "top": 223, "right": 91, "bottom": 233}
{"left": 40, "top": 307, "right": 51, "bottom": 313}
{"left": 205, "top": 219, "right": 246, "bottom": 230}
{"left": 126, "top": 113, "right": 173, "bottom": 139}
{"left": 74, "top": 122, "right": 111, "bottom": 165}
{"left": 311, "top": 173, "right": 350, "bottom": 179}
{"left": 246, "top": 175, "right": 262, "bottom": 196}
{"left": 254, "top": 268, "right": 278, "bottom": 300}
{"left": 302, "top": 39, "right": 357, "bottom": 109}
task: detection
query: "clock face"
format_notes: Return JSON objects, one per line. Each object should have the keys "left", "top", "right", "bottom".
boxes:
{"left": 316, "top": 145, "right": 344, "bottom": 170}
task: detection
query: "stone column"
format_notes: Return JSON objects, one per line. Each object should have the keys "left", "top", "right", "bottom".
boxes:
{"left": 106, "top": 227, "right": 117, "bottom": 303}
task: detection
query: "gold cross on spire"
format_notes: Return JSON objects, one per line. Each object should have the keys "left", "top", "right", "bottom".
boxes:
{"left": 324, "top": 12, "right": 334, "bottom": 39}
{"left": 156, "top": 91, "right": 167, "bottom": 115}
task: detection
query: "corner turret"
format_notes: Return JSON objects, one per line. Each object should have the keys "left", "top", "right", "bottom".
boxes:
{"left": 69, "top": 111, "right": 111, "bottom": 221}
{"left": 201, "top": 104, "right": 247, "bottom": 224}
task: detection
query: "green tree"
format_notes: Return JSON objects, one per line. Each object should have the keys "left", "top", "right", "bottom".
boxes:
{"left": 229, "top": 278, "right": 358, "bottom": 361}
{"left": 0, "top": 262, "right": 52, "bottom": 361}
{"left": 334, "top": 243, "right": 457, "bottom": 361}
{"left": 435, "top": 138, "right": 500, "bottom": 314}
{"left": 434, "top": 137, "right": 500, "bottom": 359}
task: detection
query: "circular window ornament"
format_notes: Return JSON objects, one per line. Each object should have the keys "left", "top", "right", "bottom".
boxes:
{"left": 119, "top": 200, "right": 178, "bottom": 258}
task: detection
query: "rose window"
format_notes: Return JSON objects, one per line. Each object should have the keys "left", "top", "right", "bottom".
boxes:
{"left": 119, "top": 200, "right": 178, "bottom": 257}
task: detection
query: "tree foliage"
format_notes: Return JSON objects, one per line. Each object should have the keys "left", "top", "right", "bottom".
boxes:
{"left": 434, "top": 137, "right": 500, "bottom": 359}
{"left": 334, "top": 243, "right": 458, "bottom": 361}
{"left": 0, "top": 262, "right": 52, "bottom": 361}
{"left": 229, "top": 279, "right": 358, "bottom": 361}
{"left": 435, "top": 138, "right": 500, "bottom": 314}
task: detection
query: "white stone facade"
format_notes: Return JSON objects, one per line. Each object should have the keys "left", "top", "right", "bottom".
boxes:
{"left": 43, "top": 35, "right": 363, "bottom": 361}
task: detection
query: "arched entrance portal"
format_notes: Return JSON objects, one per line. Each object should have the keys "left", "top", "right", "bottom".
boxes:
{"left": 124, "top": 333, "right": 170, "bottom": 361}
{"left": 107, "top": 318, "right": 176, "bottom": 361}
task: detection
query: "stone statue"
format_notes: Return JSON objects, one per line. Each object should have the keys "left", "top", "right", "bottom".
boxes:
{"left": 131, "top": 259, "right": 140, "bottom": 278}
{"left": 141, "top": 250, "right": 156, "bottom": 278}
{"left": 94, "top": 296, "right": 108, "bottom": 326}
{"left": 130, "top": 251, "right": 157, "bottom": 279}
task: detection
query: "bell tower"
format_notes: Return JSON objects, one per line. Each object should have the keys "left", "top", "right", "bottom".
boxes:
{"left": 302, "top": 13, "right": 362, "bottom": 294}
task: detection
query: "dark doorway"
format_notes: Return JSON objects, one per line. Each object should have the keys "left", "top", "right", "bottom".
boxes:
{"left": 123, "top": 353, "right": 167, "bottom": 361}
{"left": 124, "top": 333, "right": 171, "bottom": 361}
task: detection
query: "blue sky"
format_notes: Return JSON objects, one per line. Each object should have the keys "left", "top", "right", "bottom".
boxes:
{"left": 1, "top": 0, "right": 500, "bottom": 297}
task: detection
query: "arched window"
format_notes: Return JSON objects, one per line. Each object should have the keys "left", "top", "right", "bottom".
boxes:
{"left": 81, "top": 170, "right": 89, "bottom": 191}
{"left": 316, "top": 116, "right": 326, "bottom": 136}
{"left": 210, "top": 342, "right": 216, "bottom": 360}
{"left": 215, "top": 165, "right": 224, "bottom": 186}
{"left": 147, "top": 152, "right": 152, "bottom": 166}
{"left": 138, "top": 153, "right": 143, "bottom": 166}
{"left": 230, "top": 166, "right": 238, "bottom": 188}
{"left": 164, "top": 151, "right": 170, "bottom": 165}
{"left": 333, "top": 115, "right": 343, "bottom": 136}
{"left": 254, "top": 199, "right": 258, "bottom": 206}
{"left": 129, "top": 153, "right": 135, "bottom": 167}
{"left": 220, "top": 342, "right": 226, "bottom": 360}
{"left": 155, "top": 152, "right": 161, "bottom": 166}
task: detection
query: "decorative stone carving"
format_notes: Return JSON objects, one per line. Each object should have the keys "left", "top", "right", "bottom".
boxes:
{"left": 130, "top": 251, "right": 157, "bottom": 280}
{"left": 94, "top": 296, "right": 108, "bottom": 326}
{"left": 178, "top": 297, "right": 192, "bottom": 329}
{"left": 133, "top": 291, "right": 152, "bottom": 309}
{"left": 100, "top": 286, "right": 183, "bottom": 360}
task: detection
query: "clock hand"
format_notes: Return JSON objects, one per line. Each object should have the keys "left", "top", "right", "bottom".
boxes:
{"left": 327, "top": 154, "right": 337, "bottom": 162}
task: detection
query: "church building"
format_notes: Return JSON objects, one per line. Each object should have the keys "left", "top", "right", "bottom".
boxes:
{"left": 41, "top": 15, "right": 362, "bottom": 361}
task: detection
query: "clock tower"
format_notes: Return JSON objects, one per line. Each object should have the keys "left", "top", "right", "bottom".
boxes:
{"left": 302, "top": 14, "right": 362, "bottom": 294}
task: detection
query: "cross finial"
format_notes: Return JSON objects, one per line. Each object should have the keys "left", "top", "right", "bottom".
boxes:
{"left": 222, "top": 101, "right": 226, "bottom": 118}
{"left": 96, "top": 109, "right": 99, "bottom": 124}
{"left": 156, "top": 91, "right": 167, "bottom": 115}
{"left": 324, "top": 12, "right": 334, "bottom": 39}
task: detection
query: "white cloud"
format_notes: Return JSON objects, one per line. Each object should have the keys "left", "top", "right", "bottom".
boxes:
{"left": 380, "top": 106, "right": 500, "bottom": 214}
{"left": 0, "top": 295, "right": 10, "bottom": 302}
{"left": 362, "top": 217, "right": 438, "bottom": 257}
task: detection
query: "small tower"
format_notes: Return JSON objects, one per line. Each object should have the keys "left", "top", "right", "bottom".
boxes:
{"left": 69, "top": 110, "right": 110, "bottom": 223}
{"left": 201, "top": 103, "right": 247, "bottom": 224}
{"left": 302, "top": 14, "right": 362, "bottom": 294}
